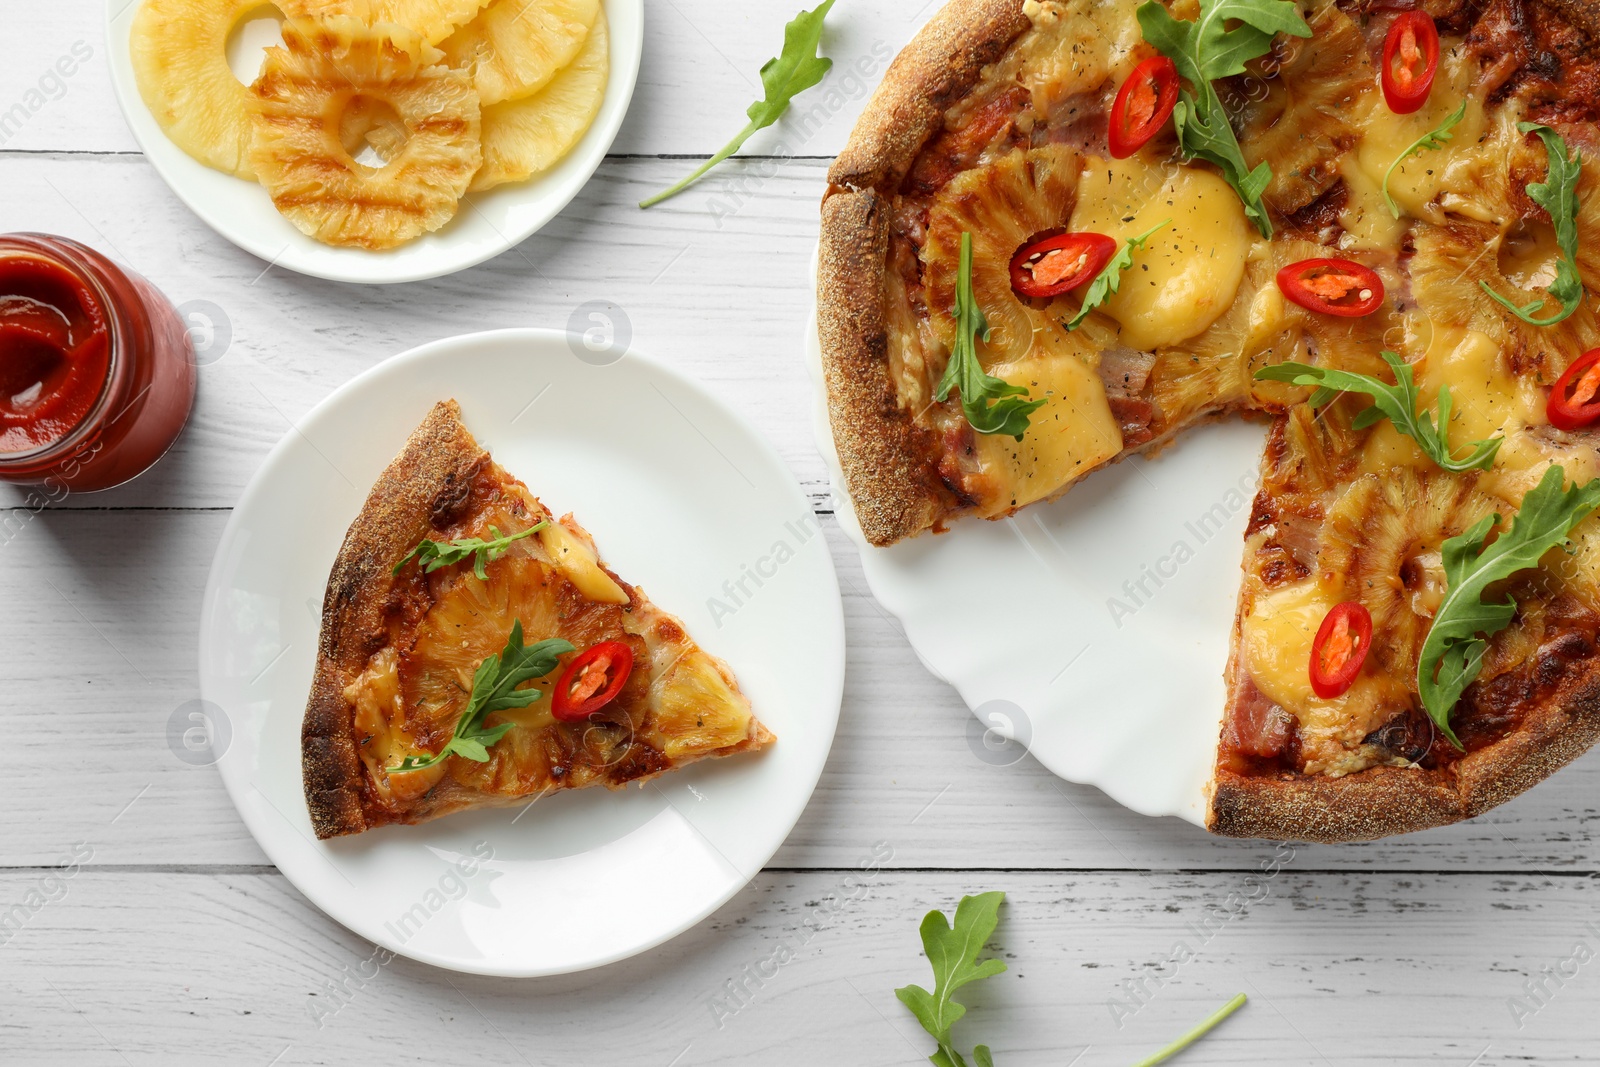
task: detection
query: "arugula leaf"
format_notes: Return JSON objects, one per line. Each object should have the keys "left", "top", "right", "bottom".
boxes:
{"left": 1480, "top": 123, "right": 1586, "bottom": 327}
{"left": 1064, "top": 219, "right": 1171, "bottom": 330}
{"left": 1383, "top": 100, "right": 1468, "bottom": 219}
{"left": 1419, "top": 465, "right": 1600, "bottom": 746}
{"left": 393, "top": 521, "right": 547, "bottom": 581}
{"left": 895, "top": 892, "right": 1007, "bottom": 1067}
{"left": 639, "top": 0, "right": 834, "bottom": 208}
{"left": 393, "top": 621, "right": 574, "bottom": 772}
{"left": 936, "top": 232, "right": 1046, "bottom": 439}
{"left": 1130, "top": 994, "right": 1249, "bottom": 1067}
{"left": 1253, "top": 351, "right": 1502, "bottom": 473}
{"left": 1136, "top": 0, "right": 1312, "bottom": 238}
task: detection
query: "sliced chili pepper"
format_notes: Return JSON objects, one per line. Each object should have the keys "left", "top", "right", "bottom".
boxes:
{"left": 1309, "top": 602, "right": 1372, "bottom": 699}
{"left": 1276, "top": 258, "right": 1386, "bottom": 317}
{"left": 1381, "top": 12, "right": 1440, "bottom": 114}
{"left": 551, "top": 640, "right": 634, "bottom": 722}
{"left": 1009, "top": 232, "right": 1117, "bottom": 299}
{"left": 1108, "top": 56, "right": 1180, "bottom": 158}
{"left": 1547, "top": 347, "right": 1600, "bottom": 431}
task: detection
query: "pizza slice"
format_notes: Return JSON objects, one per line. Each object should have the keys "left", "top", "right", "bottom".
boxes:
{"left": 301, "top": 400, "right": 773, "bottom": 839}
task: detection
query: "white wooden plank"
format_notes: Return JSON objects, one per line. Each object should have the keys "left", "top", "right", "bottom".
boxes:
{"left": 1, "top": 868, "right": 1592, "bottom": 1064}
{"left": 2, "top": 0, "right": 916, "bottom": 157}
{"left": 0, "top": 152, "right": 836, "bottom": 512}
{"left": 3, "top": 509, "right": 1600, "bottom": 872}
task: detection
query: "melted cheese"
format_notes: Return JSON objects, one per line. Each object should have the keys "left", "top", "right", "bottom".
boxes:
{"left": 539, "top": 519, "right": 629, "bottom": 604}
{"left": 1241, "top": 579, "right": 1411, "bottom": 777}
{"left": 974, "top": 350, "right": 1123, "bottom": 514}
{"left": 1067, "top": 157, "right": 1251, "bottom": 350}
{"left": 646, "top": 647, "right": 755, "bottom": 760}
{"left": 344, "top": 648, "right": 446, "bottom": 803}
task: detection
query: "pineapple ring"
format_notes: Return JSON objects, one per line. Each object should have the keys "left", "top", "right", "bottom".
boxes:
{"left": 278, "top": 0, "right": 492, "bottom": 45}
{"left": 249, "top": 18, "right": 483, "bottom": 250}
{"left": 440, "top": 0, "right": 601, "bottom": 106}
{"left": 131, "top": 0, "right": 265, "bottom": 179}
{"left": 470, "top": 5, "right": 608, "bottom": 190}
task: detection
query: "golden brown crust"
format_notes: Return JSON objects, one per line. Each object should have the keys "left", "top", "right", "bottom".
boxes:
{"left": 301, "top": 399, "right": 485, "bottom": 840}
{"left": 1542, "top": 0, "right": 1600, "bottom": 40}
{"left": 826, "top": 0, "right": 1029, "bottom": 192}
{"left": 817, "top": 188, "right": 954, "bottom": 546}
{"left": 1208, "top": 670, "right": 1600, "bottom": 842}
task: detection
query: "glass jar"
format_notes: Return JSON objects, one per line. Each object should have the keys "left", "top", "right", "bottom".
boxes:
{"left": 0, "top": 233, "right": 196, "bottom": 492}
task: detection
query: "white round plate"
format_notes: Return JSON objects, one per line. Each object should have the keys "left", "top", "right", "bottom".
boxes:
{"left": 805, "top": 270, "right": 1260, "bottom": 829}
{"left": 106, "top": 0, "right": 642, "bottom": 284}
{"left": 201, "top": 329, "right": 844, "bottom": 975}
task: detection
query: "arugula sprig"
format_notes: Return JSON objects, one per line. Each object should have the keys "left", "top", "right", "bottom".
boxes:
{"left": 1481, "top": 123, "right": 1585, "bottom": 327}
{"left": 896, "top": 892, "right": 1007, "bottom": 1067}
{"left": 1383, "top": 100, "right": 1468, "bottom": 219}
{"left": 393, "top": 621, "right": 574, "bottom": 772}
{"left": 639, "top": 0, "right": 834, "bottom": 208}
{"left": 1136, "top": 0, "right": 1312, "bottom": 238}
{"left": 1064, "top": 219, "right": 1171, "bottom": 330}
{"left": 936, "top": 232, "right": 1045, "bottom": 439}
{"left": 1254, "top": 351, "right": 1502, "bottom": 473}
{"left": 393, "top": 521, "right": 548, "bottom": 581}
{"left": 1419, "top": 465, "right": 1600, "bottom": 746}
{"left": 897, "top": 893, "right": 1248, "bottom": 1067}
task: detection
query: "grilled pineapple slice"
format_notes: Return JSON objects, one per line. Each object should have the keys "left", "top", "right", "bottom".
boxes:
{"left": 279, "top": 0, "right": 491, "bottom": 43}
{"left": 249, "top": 18, "right": 481, "bottom": 250}
{"left": 1317, "top": 469, "right": 1500, "bottom": 678}
{"left": 440, "top": 0, "right": 602, "bottom": 106}
{"left": 471, "top": 5, "right": 608, "bottom": 190}
{"left": 131, "top": 0, "right": 262, "bottom": 178}
{"left": 1236, "top": 3, "right": 1372, "bottom": 215}
{"left": 922, "top": 145, "right": 1084, "bottom": 366}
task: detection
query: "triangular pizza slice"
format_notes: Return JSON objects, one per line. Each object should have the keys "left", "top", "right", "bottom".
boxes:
{"left": 301, "top": 400, "right": 773, "bottom": 839}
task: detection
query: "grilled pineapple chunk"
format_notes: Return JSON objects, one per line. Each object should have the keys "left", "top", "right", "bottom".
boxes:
{"left": 249, "top": 18, "right": 482, "bottom": 250}
{"left": 131, "top": 0, "right": 262, "bottom": 178}
{"left": 472, "top": 6, "right": 608, "bottom": 191}
{"left": 440, "top": 0, "right": 601, "bottom": 105}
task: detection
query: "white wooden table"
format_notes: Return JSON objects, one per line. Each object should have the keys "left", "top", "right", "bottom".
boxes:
{"left": 4, "top": 3, "right": 1599, "bottom": 1063}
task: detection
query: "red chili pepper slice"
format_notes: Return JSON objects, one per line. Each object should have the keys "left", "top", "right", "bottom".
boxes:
{"left": 1547, "top": 348, "right": 1600, "bottom": 431}
{"left": 1009, "top": 232, "right": 1117, "bottom": 299}
{"left": 1108, "top": 56, "right": 1180, "bottom": 158}
{"left": 1309, "top": 602, "right": 1372, "bottom": 699}
{"left": 1381, "top": 12, "right": 1440, "bottom": 114}
{"left": 551, "top": 640, "right": 634, "bottom": 722}
{"left": 1276, "top": 258, "right": 1386, "bottom": 317}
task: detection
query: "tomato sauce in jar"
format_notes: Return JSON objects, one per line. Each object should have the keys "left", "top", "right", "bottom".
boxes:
{"left": 0, "top": 234, "right": 195, "bottom": 492}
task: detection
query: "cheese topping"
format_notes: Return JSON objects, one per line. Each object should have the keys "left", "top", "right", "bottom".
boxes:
{"left": 1067, "top": 158, "right": 1251, "bottom": 350}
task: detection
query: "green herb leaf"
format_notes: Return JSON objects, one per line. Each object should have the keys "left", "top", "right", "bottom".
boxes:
{"left": 1129, "top": 994, "right": 1249, "bottom": 1067}
{"left": 1418, "top": 465, "right": 1600, "bottom": 746}
{"left": 1137, "top": 0, "right": 1311, "bottom": 238}
{"left": 1065, "top": 219, "right": 1171, "bottom": 330}
{"left": 896, "top": 891, "right": 1008, "bottom": 1067}
{"left": 1480, "top": 123, "right": 1585, "bottom": 326}
{"left": 639, "top": 0, "right": 835, "bottom": 208}
{"left": 936, "top": 233, "right": 1046, "bottom": 440}
{"left": 393, "top": 521, "right": 547, "bottom": 581}
{"left": 1382, "top": 100, "right": 1468, "bottom": 219}
{"left": 393, "top": 621, "right": 574, "bottom": 772}
{"left": 1253, "top": 351, "right": 1503, "bottom": 473}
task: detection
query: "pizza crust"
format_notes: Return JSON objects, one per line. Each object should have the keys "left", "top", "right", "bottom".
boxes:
{"left": 1208, "top": 669, "right": 1600, "bottom": 841}
{"left": 826, "top": 0, "right": 1029, "bottom": 192}
{"left": 301, "top": 399, "right": 485, "bottom": 840}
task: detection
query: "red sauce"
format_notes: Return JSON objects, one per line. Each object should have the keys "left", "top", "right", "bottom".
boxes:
{"left": 0, "top": 235, "right": 195, "bottom": 492}
{"left": 0, "top": 254, "right": 111, "bottom": 453}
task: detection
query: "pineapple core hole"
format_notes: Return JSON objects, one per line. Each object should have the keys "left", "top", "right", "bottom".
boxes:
{"left": 1498, "top": 220, "right": 1562, "bottom": 292}
{"left": 340, "top": 97, "right": 409, "bottom": 169}
{"left": 226, "top": 6, "right": 287, "bottom": 86}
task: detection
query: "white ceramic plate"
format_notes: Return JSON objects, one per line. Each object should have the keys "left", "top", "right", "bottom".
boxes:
{"left": 106, "top": 0, "right": 643, "bottom": 284}
{"left": 200, "top": 329, "right": 844, "bottom": 975}
{"left": 805, "top": 270, "right": 1260, "bottom": 828}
